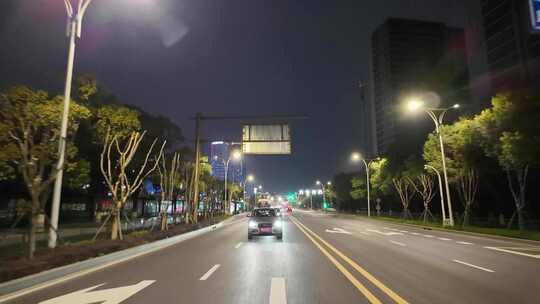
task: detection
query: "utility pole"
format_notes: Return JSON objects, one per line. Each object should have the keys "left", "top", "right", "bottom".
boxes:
{"left": 192, "top": 113, "right": 202, "bottom": 223}
{"left": 49, "top": 0, "right": 94, "bottom": 249}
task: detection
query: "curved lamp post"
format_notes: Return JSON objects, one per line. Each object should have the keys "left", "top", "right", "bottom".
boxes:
{"left": 49, "top": 0, "right": 95, "bottom": 249}
{"left": 351, "top": 152, "right": 371, "bottom": 217}
{"left": 407, "top": 99, "right": 459, "bottom": 226}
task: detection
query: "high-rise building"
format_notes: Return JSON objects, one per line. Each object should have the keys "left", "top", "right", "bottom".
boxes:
{"left": 480, "top": 0, "right": 540, "bottom": 93}
{"left": 368, "top": 18, "right": 470, "bottom": 155}
{"left": 209, "top": 141, "right": 245, "bottom": 185}
{"left": 210, "top": 141, "right": 229, "bottom": 180}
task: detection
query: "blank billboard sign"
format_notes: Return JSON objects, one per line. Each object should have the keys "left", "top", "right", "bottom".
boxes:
{"left": 242, "top": 124, "right": 291, "bottom": 155}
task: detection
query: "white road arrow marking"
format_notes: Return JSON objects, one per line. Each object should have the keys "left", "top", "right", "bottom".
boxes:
{"left": 39, "top": 280, "right": 155, "bottom": 304}
{"left": 367, "top": 229, "right": 403, "bottom": 236}
{"left": 325, "top": 228, "right": 352, "bottom": 235}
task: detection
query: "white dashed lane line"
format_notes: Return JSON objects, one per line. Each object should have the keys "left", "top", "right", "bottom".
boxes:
{"left": 390, "top": 240, "right": 406, "bottom": 247}
{"left": 199, "top": 264, "right": 221, "bottom": 281}
{"left": 270, "top": 277, "right": 287, "bottom": 304}
{"left": 234, "top": 242, "right": 243, "bottom": 249}
{"left": 456, "top": 241, "right": 474, "bottom": 245}
{"left": 452, "top": 260, "right": 495, "bottom": 273}
{"left": 437, "top": 237, "right": 452, "bottom": 241}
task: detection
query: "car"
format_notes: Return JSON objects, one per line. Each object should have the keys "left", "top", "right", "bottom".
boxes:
{"left": 247, "top": 207, "right": 283, "bottom": 240}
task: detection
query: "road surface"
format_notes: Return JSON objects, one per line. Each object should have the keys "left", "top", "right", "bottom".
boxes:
{"left": 3, "top": 210, "right": 540, "bottom": 303}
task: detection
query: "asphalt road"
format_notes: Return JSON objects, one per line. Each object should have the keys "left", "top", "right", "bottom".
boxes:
{"left": 3, "top": 210, "right": 540, "bottom": 304}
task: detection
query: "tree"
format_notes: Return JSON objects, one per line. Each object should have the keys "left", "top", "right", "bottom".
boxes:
{"left": 475, "top": 93, "right": 540, "bottom": 230}
{"left": 409, "top": 174, "right": 436, "bottom": 222}
{"left": 331, "top": 173, "right": 355, "bottom": 211}
{"left": 350, "top": 177, "right": 367, "bottom": 200}
{"left": 157, "top": 152, "right": 181, "bottom": 230}
{"left": 369, "top": 158, "right": 393, "bottom": 199}
{"left": 0, "top": 86, "right": 91, "bottom": 258}
{"left": 97, "top": 130, "right": 165, "bottom": 240}
{"left": 392, "top": 176, "right": 416, "bottom": 219}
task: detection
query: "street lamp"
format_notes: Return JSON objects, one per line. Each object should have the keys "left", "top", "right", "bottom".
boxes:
{"left": 351, "top": 152, "right": 371, "bottom": 217}
{"left": 406, "top": 98, "right": 459, "bottom": 226}
{"left": 424, "top": 165, "right": 447, "bottom": 225}
{"left": 316, "top": 180, "right": 332, "bottom": 209}
{"left": 49, "top": 0, "right": 94, "bottom": 249}
{"left": 215, "top": 149, "right": 242, "bottom": 215}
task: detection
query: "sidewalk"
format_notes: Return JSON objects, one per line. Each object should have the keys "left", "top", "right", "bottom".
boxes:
{"left": 0, "top": 216, "right": 174, "bottom": 247}
{"left": 0, "top": 213, "right": 245, "bottom": 302}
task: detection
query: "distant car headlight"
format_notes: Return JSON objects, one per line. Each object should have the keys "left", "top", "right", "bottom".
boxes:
{"left": 273, "top": 221, "right": 282, "bottom": 228}
{"left": 249, "top": 221, "right": 258, "bottom": 228}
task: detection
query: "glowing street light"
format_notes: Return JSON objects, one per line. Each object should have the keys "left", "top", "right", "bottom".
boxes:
{"left": 215, "top": 149, "right": 242, "bottom": 214}
{"left": 405, "top": 97, "right": 460, "bottom": 226}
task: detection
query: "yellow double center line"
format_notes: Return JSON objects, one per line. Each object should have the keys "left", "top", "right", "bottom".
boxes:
{"left": 290, "top": 216, "right": 409, "bottom": 304}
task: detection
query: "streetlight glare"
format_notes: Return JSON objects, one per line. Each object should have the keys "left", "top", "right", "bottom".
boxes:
{"left": 316, "top": 180, "right": 321, "bottom": 185}
{"left": 231, "top": 150, "right": 242, "bottom": 160}
{"left": 351, "top": 152, "right": 362, "bottom": 162}
{"left": 407, "top": 99, "right": 424, "bottom": 112}
{"left": 327, "top": 181, "right": 332, "bottom": 185}
{"left": 453, "top": 104, "right": 460, "bottom": 109}
{"left": 247, "top": 174, "right": 255, "bottom": 182}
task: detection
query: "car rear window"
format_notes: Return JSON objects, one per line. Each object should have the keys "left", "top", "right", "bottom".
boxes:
{"left": 253, "top": 209, "right": 276, "bottom": 217}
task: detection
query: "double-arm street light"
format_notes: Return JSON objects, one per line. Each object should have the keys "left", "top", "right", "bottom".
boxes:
{"left": 351, "top": 152, "right": 373, "bottom": 217}
{"left": 49, "top": 0, "right": 94, "bottom": 249}
{"left": 214, "top": 150, "right": 242, "bottom": 214}
{"left": 407, "top": 99, "right": 459, "bottom": 226}
{"left": 316, "top": 180, "right": 332, "bottom": 208}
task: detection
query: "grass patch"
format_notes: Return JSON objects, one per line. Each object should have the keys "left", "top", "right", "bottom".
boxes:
{"left": 127, "top": 230, "right": 150, "bottom": 238}
{"left": 364, "top": 216, "right": 540, "bottom": 241}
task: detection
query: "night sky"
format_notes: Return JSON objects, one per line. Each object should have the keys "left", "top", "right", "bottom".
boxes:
{"left": 0, "top": 0, "right": 487, "bottom": 193}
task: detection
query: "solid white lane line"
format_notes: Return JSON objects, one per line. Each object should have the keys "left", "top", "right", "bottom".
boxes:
{"left": 410, "top": 232, "right": 420, "bottom": 236}
{"left": 234, "top": 242, "right": 243, "bottom": 249}
{"left": 437, "top": 237, "right": 452, "bottom": 241}
{"left": 399, "top": 230, "right": 408, "bottom": 233}
{"left": 423, "top": 235, "right": 434, "bottom": 238}
{"left": 199, "top": 264, "right": 221, "bottom": 281}
{"left": 390, "top": 240, "right": 406, "bottom": 247}
{"left": 452, "top": 260, "right": 495, "bottom": 273}
{"left": 456, "top": 241, "right": 473, "bottom": 245}
{"left": 270, "top": 277, "right": 287, "bottom": 304}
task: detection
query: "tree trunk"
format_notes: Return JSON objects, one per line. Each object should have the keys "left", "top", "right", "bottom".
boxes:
{"left": 160, "top": 210, "right": 168, "bottom": 231}
{"left": 506, "top": 168, "right": 528, "bottom": 231}
{"left": 111, "top": 212, "right": 119, "bottom": 240}
{"left": 517, "top": 207, "right": 526, "bottom": 231}
{"left": 27, "top": 212, "right": 38, "bottom": 259}
{"left": 462, "top": 203, "right": 472, "bottom": 227}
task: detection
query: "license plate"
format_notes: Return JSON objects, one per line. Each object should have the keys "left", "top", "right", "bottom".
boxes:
{"left": 260, "top": 227, "right": 272, "bottom": 233}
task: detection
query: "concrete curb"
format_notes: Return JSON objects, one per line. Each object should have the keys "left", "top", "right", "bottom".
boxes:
{"left": 0, "top": 214, "right": 245, "bottom": 302}
{"left": 332, "top": 212, "right": 540, "bottom": 245}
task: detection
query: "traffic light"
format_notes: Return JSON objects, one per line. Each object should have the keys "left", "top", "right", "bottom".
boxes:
{"left": 323, "top": 201, "right": 329, "bottom": 209}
